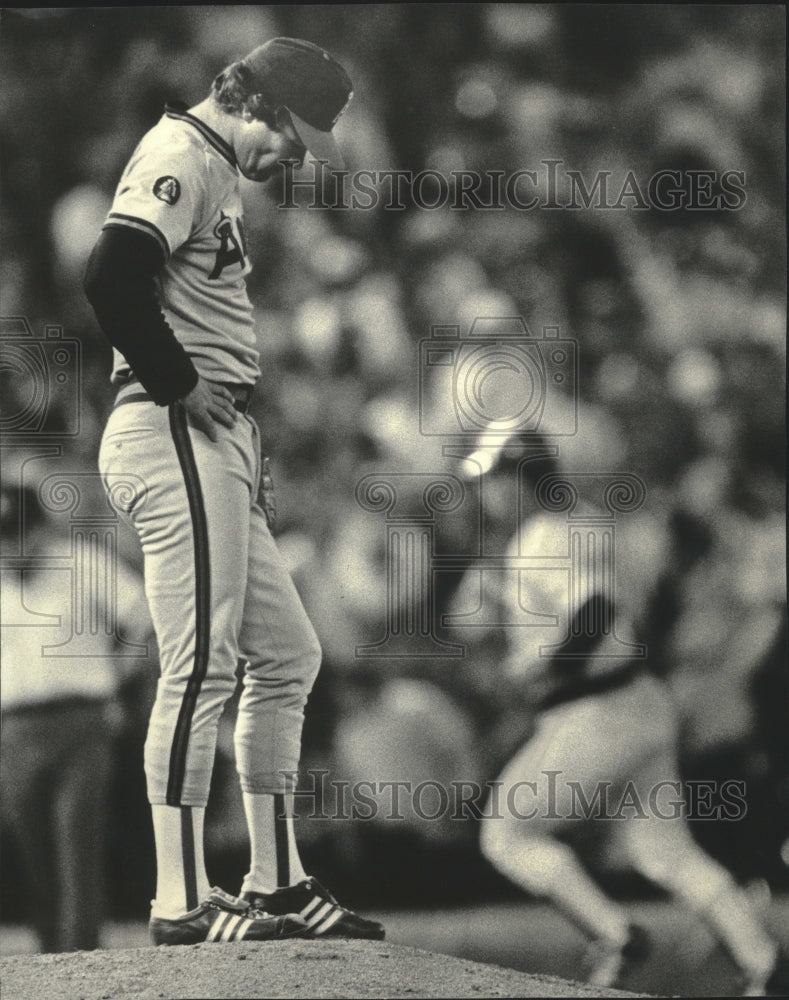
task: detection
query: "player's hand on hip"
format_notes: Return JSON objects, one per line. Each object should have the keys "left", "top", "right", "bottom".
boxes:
{"left": 180, "top": 377, "right": 237, "bottom": 441}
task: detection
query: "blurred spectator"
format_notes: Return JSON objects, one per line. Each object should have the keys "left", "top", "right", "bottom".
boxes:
{"left": 0, "top": 480, "right": 151, "bottom": 951}
{"left": 662, "top": 456, "right": 786, "bottom": 759}
{"left": 333, "top": 676, "right": 482, "bottom": 847}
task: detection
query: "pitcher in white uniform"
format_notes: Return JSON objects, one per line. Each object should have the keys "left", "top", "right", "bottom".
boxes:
{"left": 85, "top": 36, "right": 383, "bottom": 945}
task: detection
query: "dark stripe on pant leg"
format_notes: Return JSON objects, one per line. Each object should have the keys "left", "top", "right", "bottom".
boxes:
{"left": 181, "top": 807, "right": 198, "bottom": 910}
{"left": 274, "top": 793, "right": 289, "bottom": 887}
{"left": 166, "top": 404, "right": 211, "bottom": 806}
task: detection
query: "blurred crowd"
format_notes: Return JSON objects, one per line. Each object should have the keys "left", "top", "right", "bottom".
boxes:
{"left": 1, "top": 4, "right": 786, "bottom": 925}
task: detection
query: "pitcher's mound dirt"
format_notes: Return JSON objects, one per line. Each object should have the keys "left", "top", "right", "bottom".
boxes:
{"left": 0, "top": 938, "right": 657, "bottom": 1000}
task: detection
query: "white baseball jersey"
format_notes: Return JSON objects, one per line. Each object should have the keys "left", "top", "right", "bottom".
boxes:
{"left": 499, "top": 506, "right": 641, "bottom": 687}
{"left": 103, "top": 104, "right": 261, "bottom": 387}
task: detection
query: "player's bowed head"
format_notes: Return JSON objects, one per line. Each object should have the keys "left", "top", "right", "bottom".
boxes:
{"left": 198, "top": 37, "right": 353, "bottom": 182}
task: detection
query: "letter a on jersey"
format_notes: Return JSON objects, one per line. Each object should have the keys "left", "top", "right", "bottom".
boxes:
{"left": 210, "top": 212, "right": 246, "bottom": 279}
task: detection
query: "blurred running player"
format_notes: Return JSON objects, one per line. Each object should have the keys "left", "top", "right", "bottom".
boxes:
{"left": 449, "top": 428, "right": 787, "bottom": 995}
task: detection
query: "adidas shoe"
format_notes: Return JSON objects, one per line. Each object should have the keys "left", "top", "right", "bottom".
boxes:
{"left": 149, "top": 886, "right": 307, "bottom": 946}
{"left": 587, "top": 923, "right": 651, "bottom": 988}
{"left": 242, "top": 877, "right": 385, "bottom": 940}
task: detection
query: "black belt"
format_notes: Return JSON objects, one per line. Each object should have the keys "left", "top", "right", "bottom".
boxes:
{"left": 114, "top": 377, "right": 255, "bottom": 415}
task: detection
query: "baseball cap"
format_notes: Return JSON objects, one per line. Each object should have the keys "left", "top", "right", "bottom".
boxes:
{"left": 241, "top": 37, "right": 353, "bottom": 168}
{"left": 457, "top": 423, "right": 559, "bottom": 481}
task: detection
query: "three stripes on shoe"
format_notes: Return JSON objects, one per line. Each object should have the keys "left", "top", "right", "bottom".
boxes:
{"left": 206, "top": 911, "right": 259, "bottom": 942}
{"left": 205, "top": 892, "right": 344, "bottom": 941}
{"left": 298, "top": 894, "right": 345, "bottom": 935}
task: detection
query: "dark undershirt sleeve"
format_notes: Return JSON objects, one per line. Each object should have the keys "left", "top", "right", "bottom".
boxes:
{"left": 83, "top": 226, "right": 199, "bottom": 405}
{"left": 547, "top": 594, "right": 616, "bottom": 667}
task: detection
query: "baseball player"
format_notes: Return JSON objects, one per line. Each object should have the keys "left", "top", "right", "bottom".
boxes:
{"left": 450, "top": 431, "right": 787, "bottom": 995}
{"left": 84, "top": 37, "right": 383, "bottom": 945}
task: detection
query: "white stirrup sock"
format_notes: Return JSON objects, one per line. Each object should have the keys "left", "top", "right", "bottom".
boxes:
{"left": 241, "top": 791, "right": 307, "bottom": 893}
{"left": 150, "top": 805, "right": 212, "bottom": 919}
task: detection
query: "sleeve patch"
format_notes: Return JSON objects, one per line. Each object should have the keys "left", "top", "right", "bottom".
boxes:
{"left": 153, "top": 176, "right": 181, "bottom": 205}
